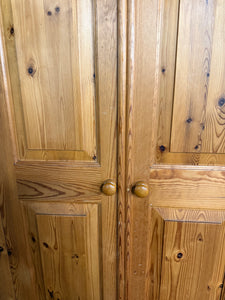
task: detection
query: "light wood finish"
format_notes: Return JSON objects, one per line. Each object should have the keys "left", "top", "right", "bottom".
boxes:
{"left": 157, "top": 0, "right": 180, "bottom": 156}
{"left": 145, "top": 208, "right": 225, "bottom": 300}
{"left": 118, "top": 0, "right": 127, "bottom": 298}
{"left": 21, "top": 202, "right": 101, "bottom": 300}
{"left": 160, "top": 221, "right": 225, "bottom": 300}
{"left": 124, "top": 0, "right": 159, "bottom": 298}
{"left": 132, "top": 181, "right": 149, "bottom": 198}
{"left": 2, "top": 0, "right": 225, "bottom": 299}
{"left": 0, "top": 23, "right": 38, "bottom": 299}
{"left": 156, "top": 0, "right": 225, "bottom": 164}
{"left": 101, "top": 180, "right": 117, "bottom": 196}
{"left": 145, "top": 208, "right": 164, "bottom": 300}
{"left": 36, "top": 207, "right": 101, "bottom": 300}
{"left": 0, "top": 216, "right": 15, "bottom": 300}
{"left": 171, "top": 0, "right": 216, "bottom": 153}
{"left": 8, "top": 0, "right": 96, "bottom": 160}
{"left": 0, "top": 0, "right": 117, "bottom": 299}
{"left": 124, "top": 0, "right": 225, "bottom": 299}
{"left": 150, "top": 166, "right": 225, "bottom": 209}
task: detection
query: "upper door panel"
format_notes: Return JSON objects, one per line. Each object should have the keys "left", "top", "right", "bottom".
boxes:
{"left": 1, "top": 0, "right": 98, "bottom": 161}
{"left": 157, "top": 0, "right": 225, "bottom": 165}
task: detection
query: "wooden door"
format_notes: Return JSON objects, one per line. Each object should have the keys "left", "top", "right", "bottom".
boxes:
{"left": 121, "top": 0, "right": 225, "bottom": 299}
{"left": 0, "top": 0, "right": 117, "bottom": 299}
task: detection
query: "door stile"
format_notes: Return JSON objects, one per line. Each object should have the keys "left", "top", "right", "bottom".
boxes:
{"left": 118, "top": 0, "right": 128, "bottom": 299}
{"left": 124, "top": 0, "right": 168, "bottom": 299}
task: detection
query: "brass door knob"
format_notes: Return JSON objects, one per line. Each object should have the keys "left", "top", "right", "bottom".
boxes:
{"left": 132, "top": 181, "right": 149, "bottom": 198}
{"left": 101, "top": 179, "right": 117, "bottom": 196}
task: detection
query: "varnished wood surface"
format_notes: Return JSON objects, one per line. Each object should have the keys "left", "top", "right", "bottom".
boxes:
{"left": 101, "top": 180, "right": 117, "bottom": 196}
{"left": 118, "top": 0, "right": 127, "bottom": 298}
{"left": 150, "top": 167, "right": 225, "bottom": 209}
{"left": 157, "top": 0, "right": 180, "bottom": 156}
{"left": 171, "top": 0, "right": 216, "bottom": 153}
{"left": 8, "top": 0, "right": 96, "bottom": 158}
{"left": 145, "top": 208, "right": 225, "bottom": 300}
{"left": 124, "top": 0, "right": 225, "bottom": 299}
{"left": 124, "top": 0, "right": 159, "bottom": 299}
{"left": 0, "top": 0, "right": 118, "bottom": 299}
{"left": 0, "top": 38, "right": 38, "bottom": 299}
{"left": 22, "top": 202, "right": 102, "bottom": 300}
{"left": 0, "top": 216, "right": 15, "bottom": 300}
{"left": 132, "top": 181, "right": 149, "bottom": 198}
{"left": 37, "top": 208, "right": 101, "bottom": 300}
{"left": 157, "top": 0, "right": 225, "bottom": 164}
{"left": 160, "top": 221, "right": 225, "bottom": 300}
{"left": 16, "top": 163, "right": 101, "bottom": 201}
{"left": 145, "top": 208, "right": 164, "bottom": 300}
{"left": 2, "top": 0, "right": 225, "bottom": 299}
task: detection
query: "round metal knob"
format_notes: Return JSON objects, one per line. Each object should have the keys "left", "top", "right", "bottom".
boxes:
{"left": 132, "top": 181, "right": 149, "bottom": 198}
{"left": 101, "top": 179, "right": 117, "bottom": 196}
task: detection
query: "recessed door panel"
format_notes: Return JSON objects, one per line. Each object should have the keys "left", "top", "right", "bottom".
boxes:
{"left": 146, "top": 208, "right": 225, "bottom": 300}
{"left": 3, "top": 0, "right": 97, "bottom": 160}
{"left": 22, "top": 202, "right": 101, "bottom": 300}
{"left": 123, "top": 1, "right": 225, "bottom": 299}
{"left": 156, "top": 0, "right": 225, "bottom": 164}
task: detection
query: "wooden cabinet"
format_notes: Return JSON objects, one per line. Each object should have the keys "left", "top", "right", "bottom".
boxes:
{"left": 122, "top": 1, "right": 225, "bottom": 299}
{"left": 0, "top": 0, "right": 117, "bottom": 299}
{"left": 0, "top": 1, "right": 225, "bottom": 300}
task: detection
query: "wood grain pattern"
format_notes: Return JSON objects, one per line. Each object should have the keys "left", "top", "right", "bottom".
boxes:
{"left": 37, "top": 210, "right": 101, "bottom": 300}
{"left": 118, "top": 0, "right": 127, "bottom": 298}
{"left": 144, "top": 208, "right": 225, "bottom": 300}
{"left": 96, "top": 1, "right": 117, "bottom": 298}
{"left": 0, "top": 215, "right": 15, "bottom": 300}
{"left": 125, "top": 0, "right": 160, "bottom": 299}
{"left": 125, "top": 1, "right": 225, "bottom": 299}
{"left": 16, "top": 163, "right": 102, "bottom": 201}
{"left": 10, "top": 0, "right": 96, "bottom": 156}
{"left": 0, "top": 28, "right": 39, "bottom": 299}
{"left": 145, "top": 208, "right": 164, "bottom": 300}
{"left": 22, "top": 202, "right": 102, "bottom": 300}
{"left": 157, "top": 0, "right": 180, "bottom": 156}
{"left": 160, "top": 221, "right": 225, "bottom": 300}
{"left": 156, "top": 0, "right": 225, "bottom": 165}
{"left": 202, "top": 0, "right": 225, "bottom": 154}
{"left": 171, "top": 0, "right": 216, "bottom": 153}
{"left": 150, "top": 167, "right": 225, "bottom": 209}
{"left": 1, "top": 0, "right": 117, "bottom": 299}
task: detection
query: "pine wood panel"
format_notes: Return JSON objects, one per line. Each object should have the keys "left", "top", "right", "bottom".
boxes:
{"left": 118, "top": 0, "right": 127, "bottom": 298}
{"left": 145, "top": 208, "right": 164, "bottom": 300}
{"left": 22, "top": 202, "right": 101, "bottom": 300}
{"left": 16, "top": 163, "right": 101, "bottom": 201}
{"left": 171, "top": 0, "right": 216, "bottom": 153}
{"left": 150, "top": 167, "right": 225, "bottom": 209}
{"left": 160, "top": 221, "right": 225, "bottom": 300}
{"left": 124, "top": 0, "right": 160, "bottom": 299}
{"left": 202, "top": 0, "right": 225, "bottom": 154}
{"left": 0, "top": 22, "right": 39, "bottom": 299}
{"left": 124, "top": 1, "right": 225, "bottom": 299}
{"left": 37, "top": 212, "right": 101, "bottom": 300}
{"left": 157, "top": 0, "right": 180, "bottom": 155}
{"left": 10, "top": 0, "right": 96, "bottom": 155}
{"left": 144, "top": 208, "right": 225, "bottom": 300}
{"left": 0, "top": 216, "right": 15, "bottom": 300}
{"left": 0, "top": 0, "right": 117, "bottom": 299}
{"left": 156, "top": 0, "right": 225, "bottom": 165}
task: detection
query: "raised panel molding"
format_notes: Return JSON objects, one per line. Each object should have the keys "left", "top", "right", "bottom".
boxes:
{"left": 156, "top": 0, "right": 225, "bottom": 165}
{"left": 21, "top": 202, "right": 101, "bottom": 300}
{"left": 0, "top": 0, "right": 97, "bottom": 161}
{"left": 145, "top": 207, "right": 225, "bottom": 300}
